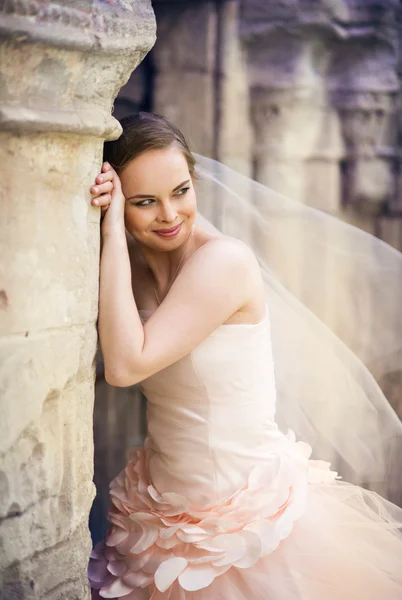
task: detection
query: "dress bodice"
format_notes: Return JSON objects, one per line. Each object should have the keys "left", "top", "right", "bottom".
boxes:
{"left": 139, "top": 307, "right": 284, "bottom": 507}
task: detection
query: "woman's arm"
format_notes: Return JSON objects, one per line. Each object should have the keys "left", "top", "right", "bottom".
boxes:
{"left": 98, "top": 228, "right": 146, "bottom": 386}
{"left": 93, "top": 164, "right": 262, "bottom": 387}
{"left": 101, "top": 235, "right": 260, "bottom": 387}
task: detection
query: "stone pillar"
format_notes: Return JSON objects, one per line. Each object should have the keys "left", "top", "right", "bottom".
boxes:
{"left": 151, "top": 0, "right": 252, "bottom": 172}
{"left": 242, "top": 10, "right": 344, "bottom": 210}
{"left": 0, "top": 2, "right": 155, "bottom": 598}
{"left": 151, "top": 0, "right": 218, "bottom": 156}
{"left": 330, "top": 37, "right": 399, "bottom": 234}
{"left": 215, "top": 0, "right": 252, "bottom": 175}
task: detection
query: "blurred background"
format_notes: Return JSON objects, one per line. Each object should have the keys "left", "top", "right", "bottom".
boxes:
{"left": 91, "top": 0, "right": 402, "bottom": 544}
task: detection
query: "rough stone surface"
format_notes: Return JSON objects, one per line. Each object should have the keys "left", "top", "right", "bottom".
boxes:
{"left": 152, "top": 2, "right": 218, "bottom": 156}
{"left": 0, "top": 1, "right": 156, "bottom": 598}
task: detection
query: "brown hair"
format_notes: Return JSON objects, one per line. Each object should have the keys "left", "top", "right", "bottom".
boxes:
{"left": 103, "top": 112, "right": 197, "bottom": 177}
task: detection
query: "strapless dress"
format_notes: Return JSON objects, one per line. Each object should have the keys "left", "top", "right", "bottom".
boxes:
{"left": 88, "top": 307, "right": 402, "bottom": 599}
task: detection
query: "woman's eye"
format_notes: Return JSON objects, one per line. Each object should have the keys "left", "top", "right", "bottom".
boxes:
{"left": 175, "top": 187, "right": 190, "bottom": 197}
{"left": 135, "top": 199, "right": 154, "bottom": 207}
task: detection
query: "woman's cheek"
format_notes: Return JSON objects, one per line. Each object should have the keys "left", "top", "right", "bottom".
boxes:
{"left": 183, "top": 192, "right": 197, "bottom": 214}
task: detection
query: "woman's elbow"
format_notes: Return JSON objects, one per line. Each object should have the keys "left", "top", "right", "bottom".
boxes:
{"left": 104, "top": 367, "right": 141, "bottom": 387}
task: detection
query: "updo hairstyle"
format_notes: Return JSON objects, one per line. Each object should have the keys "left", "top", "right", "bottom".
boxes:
{"left": 103, "top": 112, "right": 197, "bottom": 179}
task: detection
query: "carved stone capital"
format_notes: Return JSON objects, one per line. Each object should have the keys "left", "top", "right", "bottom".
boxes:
{"left": 0, "top": 1, "right": 156, "bottom": 137}
{"left": 240, "top": 0, "right": 399, "bottom": 44}
{"left": 0, "top": 0, "right": 155, "bottom": 51}
{"left": 334, "top": 92, "right": 395, "bottom": 155}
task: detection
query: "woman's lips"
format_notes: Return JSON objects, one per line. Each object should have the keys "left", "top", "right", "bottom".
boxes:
{"left": 153, "top": 222, "right": 183, "bottom": 238}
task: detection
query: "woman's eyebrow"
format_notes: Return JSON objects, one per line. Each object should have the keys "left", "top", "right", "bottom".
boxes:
{"left": 172, "top": 179, "right": 190, "bottom": 192}
{"left": 126, "top": 180, "right": 190, "bottom": 202}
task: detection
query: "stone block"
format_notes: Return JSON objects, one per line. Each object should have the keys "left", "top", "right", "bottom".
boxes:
{"left": 0, "top": 132, "right": 101, "bottom": 337}
{"left": 154, "top": 71, "right": 215, "bottom": 156}
{"left": 217, "top": 0, "right": 252, "bottom": 176}
{"left": 0, "top": 328, "right": 97, "bottom": 555}
{"left": 153, "top": 2, "right": 217, "bottom": 73}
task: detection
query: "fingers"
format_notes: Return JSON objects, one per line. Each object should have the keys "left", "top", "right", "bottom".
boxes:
{"left": 102, "top": 161, "right": 115, "bottom": 174}
{"left": 91, "top": 180, "right": 113, "bottom": 197}
{"left": 91, "top": 181, "right": 113, "bottom": 207}
{"left": 95, "top": 169, "right": 114, "bottom": 185}
{"left": 91, "top": 162, "right": 123, "bottom": 209}
{"left": 92, "top": 193, "right": 112, "bottom": 207}
{"left": 102, "top": 161, "right": 122, "bottom": 191}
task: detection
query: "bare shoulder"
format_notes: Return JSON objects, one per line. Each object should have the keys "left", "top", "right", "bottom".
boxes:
{"left": 179, "top": 235, "right": 265, "bottom": 324}
{"left": 186, "top": 235, "right": 263, "bottom": 296}
{"left": 191, "top": 235, "right": 260, "bottom": 274}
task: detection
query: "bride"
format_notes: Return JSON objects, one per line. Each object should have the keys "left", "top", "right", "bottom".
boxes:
{"left": 88, "top": 112, "right": 402, "bottom": 599}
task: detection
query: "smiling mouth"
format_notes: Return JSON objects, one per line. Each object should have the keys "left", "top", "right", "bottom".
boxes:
{"left": 154, "top": 223, "right": 183, "bottom": 234}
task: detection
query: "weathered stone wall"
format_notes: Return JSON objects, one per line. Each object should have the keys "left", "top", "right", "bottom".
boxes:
{"left": 0, "top": 2, "right": 155, "bottom": 598}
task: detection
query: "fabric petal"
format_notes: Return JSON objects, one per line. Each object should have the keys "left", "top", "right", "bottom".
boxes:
{"left": 155, "top": 557, "right": 188, "bottom": 592}
{"left": 107, "top": 560, "right": 127, "bottom": 577}
{"left": 123, "top": 570, "right": 154, "bottom": 588}
{"left": 245, "top": 519, "right": 280, "bottom": 556}
{"left": 99, "top": 578, "right": 135, "bottom": 598}
{"left": 129, "top": 522, "right": 160, "bottom": 554}
{"left": 88, "top": 559, "right": 114, "bottom": 587}
{"left": 178, "top": 564, "right": 217, "bottom": 592}
{"left": 233, "top": 530, "right": 262, "bottom": 568}
{"left": 106, "top": 527, "right": 129, "bottom": 546}
{"left": 125, "top": 547, "right": 154, "bottom": 571}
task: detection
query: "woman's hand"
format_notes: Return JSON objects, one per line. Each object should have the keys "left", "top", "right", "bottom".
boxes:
{"left": 90, "top": 162, "right": 126, "bottom": 237}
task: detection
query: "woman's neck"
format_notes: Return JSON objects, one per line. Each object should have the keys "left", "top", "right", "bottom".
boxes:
{"left": 138, "top": 226, "right": 197, "bottom": 289}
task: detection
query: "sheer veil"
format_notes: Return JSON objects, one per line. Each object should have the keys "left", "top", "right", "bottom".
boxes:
{"left": 194, "top": 154, "right": 402, "bottom": 506}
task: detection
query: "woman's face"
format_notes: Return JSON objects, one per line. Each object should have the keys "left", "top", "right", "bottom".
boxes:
{"left": 119, "top": 145, "right": 197, "bottom": 251}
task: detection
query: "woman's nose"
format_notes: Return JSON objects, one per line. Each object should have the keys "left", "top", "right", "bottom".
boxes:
{"left": 159, "top": 202, "right": 177, "bottom": 223}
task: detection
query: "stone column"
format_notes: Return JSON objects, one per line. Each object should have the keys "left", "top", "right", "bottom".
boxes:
{"left": 330, "top": 39, "right": 399, "bottom": 234}
{"left": 0, "top": 2, "right": 155, "bottom": 598}
{"left": 151, "top": 0, "right": 252, "bottom": 172}
{"left": 151, "top": 0, "right": 218, "bottom": 156}
{"left": 215, "top": 0, "right": 252, "bottom": 175}
{"left": 242, "top": 11, "right": 344, "bottom": 211}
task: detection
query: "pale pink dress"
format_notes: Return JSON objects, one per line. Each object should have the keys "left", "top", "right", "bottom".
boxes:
{"left": 88, "top": 307, "right": 402, "bottom": 599}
